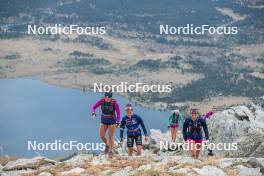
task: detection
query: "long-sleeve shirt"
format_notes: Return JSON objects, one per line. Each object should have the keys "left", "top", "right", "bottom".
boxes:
{"left": 91, "top": 98, "right": 121, "bottom": 123}
{"left": 182, "top": 117, "right": 209, "bottom": 141}
{"left": 120, "top": 114, "right": 148, "bottom": 139}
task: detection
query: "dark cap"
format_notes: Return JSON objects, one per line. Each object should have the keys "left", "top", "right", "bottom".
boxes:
{"left": 190, "top": 108, "right": 199, "bottom": 114}
{"left": 104, "top": 92, "right": 113, "bottom": 98}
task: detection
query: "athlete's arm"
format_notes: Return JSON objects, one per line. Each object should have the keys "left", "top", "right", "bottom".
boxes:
{"left": 201, "top": 119, "right": 209, "bottom": 140}
{"left": 203, "top": 112, "right": 209, "bottom": 120}
{"left": 138, "top": 116, "right": 148, "bottom": 136}
{"left": 119, "top": 117, "right": 126, "bottom": 140}
{"left": 91, "top": 99, "right": 103, "bottom": 113}
{"left": 179, "top": 114, "right": 183, "bottom": 122}
{"left": 114, "top": 101, "right": 121, "bottom": 123}
{"left": 168, "top": 113, "right": 173, "bottom": 126}
{"left": 182, "top": 119, "right": 188, "bottom": 141}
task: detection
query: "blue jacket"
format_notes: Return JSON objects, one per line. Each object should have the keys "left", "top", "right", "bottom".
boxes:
{"left": 120, "top": 114, "right": 148, "bottom": 138}
{"left": 182, "top": 117, "right": 209, "bottom": 141}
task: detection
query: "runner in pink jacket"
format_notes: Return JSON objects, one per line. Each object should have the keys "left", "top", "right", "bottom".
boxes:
{"left": 91, "top": 92, "right": 120, "bottom": 158}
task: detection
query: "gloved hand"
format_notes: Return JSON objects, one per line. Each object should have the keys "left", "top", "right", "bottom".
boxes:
{"left": 204, "top": 140, "right": 210, "bottom": 145}
{"left": 208, "top": 150, "right": 214, "bottom": 156}
{"left": 115, "top": 123, "right": 120, "bottom": 128}
{"left": 119, "top": 138, "right": 123, "bottom": 144}
{"left": 92, "top": 112, "right": 96, "bottom": 119}
{"left": 115, "top": 122, "right": 119, "bottom": 128}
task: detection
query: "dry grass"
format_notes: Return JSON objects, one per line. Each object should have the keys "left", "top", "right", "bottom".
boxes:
{"left": 197, "top": 156, "right": 221, "bottom": 167}
{"left": 0, "top": 156, "right": 19, "bottom": 165}
{"left": 187, "top": 96, "right": 250, "bottom": 113}
{"left": 133, "top": 169, "right": 185, "bottom": 176}
{"left": 224, "top": 168, "right": 239, "bottom": 176}
{"left": 158, "top": 161, "right": 178, "bottom": 171}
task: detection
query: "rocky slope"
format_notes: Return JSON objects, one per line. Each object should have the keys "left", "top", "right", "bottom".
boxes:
{"left": 1, "top": 151, "right": 264, "bottom": 176}
{"left": 1, "top": 103, "right": 264, "bottom": 176}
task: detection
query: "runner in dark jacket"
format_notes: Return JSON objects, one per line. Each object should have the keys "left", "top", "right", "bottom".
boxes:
{"left": 120, "top": 104, "right": 148, "bottom": 156}
{"left": 183, "top": 108, "right": 209, "bottom": 158}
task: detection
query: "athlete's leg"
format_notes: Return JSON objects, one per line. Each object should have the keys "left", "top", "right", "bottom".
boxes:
{"left": 194, "top": 142, "right": 202, "bottom": 159}
{"left": 128, "top": 147, "right": 134, "bottom": 156}
{"left": 136, "top": 135, "right": 143, "bottom": 156}
{"left": 187, "top": 140, "right": 196, "bottom": 158}
{"left": 136, "top": 145, "right": 142, "bottom": 156}
{"left": 173, "top": 128, "right": 177, "bottom": 142}
{"left": 100, "top": 123, "right": 108, "bottom": 146}
{"left": 170, "top": 127, "right": 176, "bottom": 142}
{"left": 175, "top": 128, "right": 178, "bottom": 142}
{"left": 127, "top": 136, "right": 134, "bottom": 156}
{"left": 108, "top": 124, "right": 116, "bottom": 151}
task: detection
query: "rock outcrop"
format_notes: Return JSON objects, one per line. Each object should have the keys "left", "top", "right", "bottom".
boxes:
{"left": 2, "top": 157, "right": 57, "bottom": 171}
{"left": 207, "top": 104, "right": 264, "bottom": 157}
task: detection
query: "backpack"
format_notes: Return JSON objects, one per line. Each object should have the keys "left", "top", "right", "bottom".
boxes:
{"left": 101, "top": 99, "right": 116, "bottom": 116}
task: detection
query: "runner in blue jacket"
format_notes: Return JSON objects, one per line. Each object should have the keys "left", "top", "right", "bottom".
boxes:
{"left": 120, "top": 104, "right": 148, "bottom": 156}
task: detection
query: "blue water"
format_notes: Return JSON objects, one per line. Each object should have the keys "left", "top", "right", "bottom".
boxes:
{"left": 0, "top": 78, "right": 168, "bottom": 158}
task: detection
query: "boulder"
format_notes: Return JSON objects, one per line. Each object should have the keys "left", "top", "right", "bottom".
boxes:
{"left": 193, "top": 165, "right": 227, "bottom": 176}
{"left": 174, "top": 168, "right": 192, "bottom": 174}
{"left": 91, "top": 155, "right": 110, "bottom": 166}
{"left": 247, "top": 157, "right": 262, "bottom": 168}
{"left": 2, "top": 169, "right": 37, "bottom": 175}
{"left": 207, "top": 105, "right": 264, "bottom": 157}
{"left": 38, "top": 172, "right": 53, "bottom": 176}
{"left": 111, "top": 166, "right": 134, "bottom": 176}
{"left": 169, "top": 167, "right": 194, "bottom": 175}
{"left": 177, "top": 157, "right": 202, "bottom": 165}
{"left": 60, "top": 167, "right": 85, "bottom": 175}
{"left": 219, "top": 158, "right": 245, "bottom": 169}
{"left": 235, "top": 165, "right": 262, "bottom": 176}
{"left": 3, "top": 156, "right": 57, "bottom": 171}
{"left": 136, "top": 163, "right": 153, "bottom": 172}
{"left": 230, "top": 106, "right": 253, "bottom": 121}
{"left": 65, "top": 153, "right": 93, "bottom": 165}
